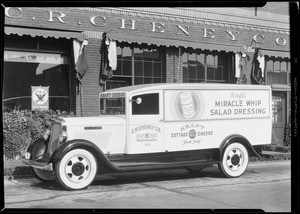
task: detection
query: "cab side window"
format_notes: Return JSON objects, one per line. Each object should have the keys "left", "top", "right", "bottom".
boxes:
{"left": 132, "top": 93, "right": 159, "bottom": 115}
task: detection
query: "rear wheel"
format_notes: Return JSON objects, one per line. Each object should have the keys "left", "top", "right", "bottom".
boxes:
{"left": 218, "top": 142, "right": 249, "bottom": 178}
{"left": 55, "top": 149, "right": 97, "bottom": 190}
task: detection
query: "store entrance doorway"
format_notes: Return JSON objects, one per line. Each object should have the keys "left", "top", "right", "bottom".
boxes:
{"left": 272, "top": 92, "right": 286, "bottom": 145}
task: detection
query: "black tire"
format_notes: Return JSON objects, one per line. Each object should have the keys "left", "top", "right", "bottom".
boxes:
{"left": 55, "top": 149, "right": 97, "bottom": 190}
{"left": 29, "top": 138, "right": 57, "bottom": 182}
{"left": 218, "top": 142, "right": 249, "bottom": 178}
{"left": 30, "top": 167, "right": 57, "bottom": 182}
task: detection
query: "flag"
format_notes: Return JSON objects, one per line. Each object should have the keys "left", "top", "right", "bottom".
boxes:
{"left": 108, "top": 40, "right": 117, "bottom": 71}
{"left": 257, "top": 51, "right": 265, "bottom": 78}
{"left": 235, "top": 45, "right": 248, "bottom": 83}
{"left": 235, "top": 52, "right": 241, "bottom": 78}
{"left": 99, "top": 33, "right": 117, "bottom": 86}
{"left": 73, "top": 39, "right": 89, "bottom": 81}
{"left": 251, "top": 49, "right": 264, "bottom": 84}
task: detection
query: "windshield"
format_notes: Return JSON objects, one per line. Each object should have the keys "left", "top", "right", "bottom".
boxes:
{"left": 100, "top": 98, "right": 125, "bottom": 115}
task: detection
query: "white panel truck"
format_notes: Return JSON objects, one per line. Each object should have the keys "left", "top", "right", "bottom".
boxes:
{"left": 22, "top": 83, "right": 272, "bottom": 190}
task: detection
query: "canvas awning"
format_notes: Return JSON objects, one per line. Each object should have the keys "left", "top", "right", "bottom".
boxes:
{"left": 271, "top": 84, "right": 291, "bottom": 91}
{"left": 107, "top": 32, "right": 241, "bottom": 53}
{"left": 261, "top": 49, "right": 290, "bottom": 59}
{"left": 84, "top": 31, "right": 291, "bottom": 57}
{"left": 4, "top": 26, "right": 87, "bottom": 41}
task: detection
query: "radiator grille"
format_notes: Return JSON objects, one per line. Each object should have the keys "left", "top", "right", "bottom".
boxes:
{"left": 48, "top": 122, "right": 61, "bottom": 154}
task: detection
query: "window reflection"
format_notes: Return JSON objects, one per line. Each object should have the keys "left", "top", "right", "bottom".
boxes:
{"left": 266, "top": 58, "right": 290, "bottom": 85}
{"left": 3, "top": 51, "right": 71, "bottom": 111}
{"left": 272, "top": 96, "right": 283, "bottom": 123}
{"left": 182, "top": 51, "right": 228, "bottom": 83}
{"left": 111, "top": 45, "right": 164, "bottom": 88}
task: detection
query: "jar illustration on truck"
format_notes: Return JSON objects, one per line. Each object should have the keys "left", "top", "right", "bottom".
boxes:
{"left": 180, "top": 91, "right": 195, "bottom": 118}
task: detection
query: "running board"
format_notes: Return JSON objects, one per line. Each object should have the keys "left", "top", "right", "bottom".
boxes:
{"left": 22, "top": 158, "right": 53, "bottom": 171}
{"left": 110, "top": 159, "right": 219, "bottom": 172}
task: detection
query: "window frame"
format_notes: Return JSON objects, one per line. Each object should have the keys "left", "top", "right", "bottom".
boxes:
{"left": 3, "top": 35, "right": 74, "bottom": 112}
{"left": 107, "top": 43, "right": 166, "bottom": 90}
{"left": 182, "top": 50, "right": 230, "bottom": 84}
{"left": 265, "top": 57, "right": 290, "bottom": 85}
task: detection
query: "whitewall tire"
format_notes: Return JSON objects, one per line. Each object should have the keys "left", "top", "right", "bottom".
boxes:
{"left": 55, "top": 149, "right": 97, "bottom": 190}
{"left": 218, "top": 142, "right": 249, "bottom": 178}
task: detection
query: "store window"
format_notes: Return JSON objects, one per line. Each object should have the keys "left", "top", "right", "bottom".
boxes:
{"left": 105, "top": 44, "right": 165, "bottom": 90}
{"left": 266, "top": 58, "right": 290, "bottom": 85}
{"left": 3, "top": 35, "right": 73, "bottom": 111}
{"left": 182, "top": 50, "right": 231, "bottom": 83}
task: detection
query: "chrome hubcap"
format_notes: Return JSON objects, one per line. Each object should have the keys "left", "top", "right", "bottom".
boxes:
{"left": 65, "top": 156, "right": 90, "bottom": 182}
{"left": 226, "top": 149, "right": 243, "bottom": 171}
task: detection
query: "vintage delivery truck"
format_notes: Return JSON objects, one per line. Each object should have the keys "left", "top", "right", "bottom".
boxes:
{"left": 22, "top": 83, "right": 272, "bottom": 190}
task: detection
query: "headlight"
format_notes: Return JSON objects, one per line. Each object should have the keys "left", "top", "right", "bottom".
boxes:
{"left": 43, "top": 129, "right": 51, "bottom": 141}
{"left": 58, "top": 126, "right": 68, "bottom": 144}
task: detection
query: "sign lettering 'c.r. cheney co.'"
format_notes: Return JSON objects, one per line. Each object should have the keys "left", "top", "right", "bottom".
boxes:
{"left": 5, "top": 7, "right": 288, "bottom": 47}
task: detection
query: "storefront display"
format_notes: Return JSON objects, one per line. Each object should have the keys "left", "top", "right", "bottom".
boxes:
{"left": 3, "top": 5, "right": 291, "bottom": 144}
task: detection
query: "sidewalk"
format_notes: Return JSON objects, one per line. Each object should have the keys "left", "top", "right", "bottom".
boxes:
{"left": 261, "top": 150, "right": 291, "bottom": 156}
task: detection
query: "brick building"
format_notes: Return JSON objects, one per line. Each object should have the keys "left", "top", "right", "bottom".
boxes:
{"left": 3, "top": 3, "right": 292, "bottom": 144}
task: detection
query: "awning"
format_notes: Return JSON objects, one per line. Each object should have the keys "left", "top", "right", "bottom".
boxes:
{"left": 271, "top": 84, "right": 291, "bottom": 91}
{"left": 107, "top": 32, "right": 241, "bottom": 53}
{"left": 261, "top": 49, "right": 290, "bottom": 59}
{"left": 4, "top": 26, "right": 87, "bottom": 41}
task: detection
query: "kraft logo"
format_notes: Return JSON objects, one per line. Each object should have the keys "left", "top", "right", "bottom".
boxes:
{"left": 189, "top": 129, "right": 197, "bottom": 139}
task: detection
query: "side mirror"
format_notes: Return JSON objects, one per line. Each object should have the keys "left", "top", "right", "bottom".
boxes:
{"left": 130, "top": 97, "right": 142, "bottom": 104}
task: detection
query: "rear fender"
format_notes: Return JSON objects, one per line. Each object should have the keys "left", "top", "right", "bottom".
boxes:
{"left": 50, "top": 139, "right": 120, "bottom": 172}
{"left": 219, "top": 134, "right": 260, "bottom": 159}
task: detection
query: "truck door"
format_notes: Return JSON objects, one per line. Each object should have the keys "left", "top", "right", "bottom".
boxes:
{"left": 128, "top": 91, "right": 164, "bottom": 154}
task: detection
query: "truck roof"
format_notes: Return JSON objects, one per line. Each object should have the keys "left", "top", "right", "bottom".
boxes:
{"left": 103, "top": 83, "right": 271, "bottom": 95}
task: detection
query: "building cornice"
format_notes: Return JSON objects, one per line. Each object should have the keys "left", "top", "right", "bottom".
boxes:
{"left": 71, "top": 7, "right": 290, "bottom": 35}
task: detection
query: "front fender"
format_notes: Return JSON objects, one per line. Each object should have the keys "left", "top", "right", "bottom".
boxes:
{"left": 50, "top": 139, "right": 121, "bottom": 172}
{"left": 219, "top": 134, "right": 260, "bottom": 158}
{"left": 27, "top": 137, "right": 48, "bottom": 160}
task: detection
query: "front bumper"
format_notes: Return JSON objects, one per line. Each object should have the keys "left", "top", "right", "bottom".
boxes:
{"left": 22, "top": 158, "right": 53, "bottom": 171}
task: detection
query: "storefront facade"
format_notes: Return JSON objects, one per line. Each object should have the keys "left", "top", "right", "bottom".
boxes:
{"left": 3, "top": 5, "right": 291, "bottom": 144}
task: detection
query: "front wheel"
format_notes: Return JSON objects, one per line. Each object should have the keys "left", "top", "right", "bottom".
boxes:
{"left": 218, "top": 142, "right": 249, "bottom": 178}
{"left": 30, "top": 167, "right": 57, "bottom": 182}
{"left": 55, "top": 149, "right": 97, "bottom": 190}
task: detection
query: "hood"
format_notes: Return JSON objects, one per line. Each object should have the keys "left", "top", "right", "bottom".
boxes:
{"left": 57, "top": 116, "right": 126, "bottom": 126}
